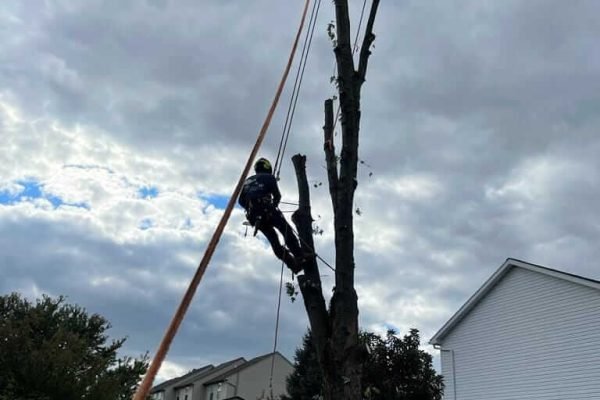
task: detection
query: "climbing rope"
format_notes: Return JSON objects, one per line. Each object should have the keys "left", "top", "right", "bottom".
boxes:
{"left": 295, "top": 232, "right": 335, "bottom": 272}
{"left": 268, "top": 2, "right": 322, "bottom": 391}
{"left": 279, "top": 200, "right": 299, "bottom": 206}
{"left": 274, "top": 0, "right": 322, "bottom": 178}
{"left": 268, "top": 250, "right": 287, "bottom": 399}
{"left": 132, "top": 2, "right": 312, "bottom": 398}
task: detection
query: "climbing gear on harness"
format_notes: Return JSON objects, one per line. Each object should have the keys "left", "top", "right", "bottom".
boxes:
{"left": 246, "top": 197, "right": 275, "bottom": 229}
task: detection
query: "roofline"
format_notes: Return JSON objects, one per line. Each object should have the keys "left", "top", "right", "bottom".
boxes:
{"left": 274, "top": 351, "right": 294, "bottom": 369}
{"left": 203, "top": 352, "right": 292, "bottom": 386}
{"left": 429, "top": 258, "right": 600, "bottom": 346}
{"left": 172, "top": 357, "right": 246, "bottom": 390}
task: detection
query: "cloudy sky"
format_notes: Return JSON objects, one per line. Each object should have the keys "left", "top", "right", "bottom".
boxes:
{"left": 2, "top": 0, "right": 600, "bottom": 382}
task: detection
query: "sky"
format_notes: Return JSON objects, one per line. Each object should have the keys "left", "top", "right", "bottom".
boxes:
{"left": 2, "top": 0, "right": 600, "bottom": 383}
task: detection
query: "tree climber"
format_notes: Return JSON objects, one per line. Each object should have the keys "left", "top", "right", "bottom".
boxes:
{"left": 239, "top": 158, "right": 304, "bottom": 273}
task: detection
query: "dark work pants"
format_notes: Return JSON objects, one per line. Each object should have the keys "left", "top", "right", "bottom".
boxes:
{"left": 255, "top": 208, "right": 302, "bottom": 263}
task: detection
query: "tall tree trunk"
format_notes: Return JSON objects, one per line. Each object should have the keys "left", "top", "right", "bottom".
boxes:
{"left": 291, "top": 1, "right": 380, "bottom": 399}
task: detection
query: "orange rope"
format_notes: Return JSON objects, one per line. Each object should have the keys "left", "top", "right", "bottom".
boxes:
{"left": 132, "top": 1, "right": 312, "bottom": 398}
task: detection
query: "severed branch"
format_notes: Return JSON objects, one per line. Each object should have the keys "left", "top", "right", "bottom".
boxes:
{"left": 291, "top": 154, "right": 330, "bottom": 344}
{"left": 291, "top": 154, "right": 319, "bottom": 278}
{"left": 323, "top": 99, "right": 338, "bottom": 207}
{"left": 357, "top": 0, "right": 380, "bottom": 83}
{"left": 291, "top": 154, "right": 334, "bottom": 395}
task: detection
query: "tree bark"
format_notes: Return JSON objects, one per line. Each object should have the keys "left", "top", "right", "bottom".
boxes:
{"left": 290, "top": 1, "right": 380, "bottom": 399}
{"left": 323, "top": 99, "right": 338, "bottom": 208}
{"left": 291, "top": 155, "right": 336, "bottom": 397}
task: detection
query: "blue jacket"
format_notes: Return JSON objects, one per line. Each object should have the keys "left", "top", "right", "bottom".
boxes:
{"left": 238, "top": 173, "right": 281, "bottom": 210}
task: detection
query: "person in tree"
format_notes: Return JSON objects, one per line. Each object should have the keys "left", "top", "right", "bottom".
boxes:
{"left": 239, "top": 158, "right": 304, "bottom": 273}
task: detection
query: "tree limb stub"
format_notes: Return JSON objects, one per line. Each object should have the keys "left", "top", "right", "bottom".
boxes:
{"left": 357, "top": 0, "right": 380, "bottom": 84}
{"left": 323, "top": 99, "right": 338, "bottom": 206}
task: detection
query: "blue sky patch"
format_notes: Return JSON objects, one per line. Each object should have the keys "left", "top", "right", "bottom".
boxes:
{"left": 0, "top": 190, "right": 16, "bottom": 205}
{"left": 384, "top": 322, "right": 400, "bottom": 333}
{"left": 139, "top": 218, "right": 154, "bottom": 230}
{"left": 139, "top": 186, "right": 159, "bottom": 199}
{"left": 0, "top": 179, "right": 89, "bottom": 209}
{"left": 201, "top": 194, "right": 230, "bottom": 209}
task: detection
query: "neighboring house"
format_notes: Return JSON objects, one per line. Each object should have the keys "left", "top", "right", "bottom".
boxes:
{"left": 151, "top": 359, "right": 244, "bottom": 400}
{"left": 430, "top": 258, "right": 600, "bottom": 400}
{"left": 150, "top": 352, "right": 294, "bottom": 400}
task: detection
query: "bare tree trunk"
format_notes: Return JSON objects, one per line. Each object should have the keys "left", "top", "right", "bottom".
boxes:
{"left": 291, "top": 155, "right": 337, "bottom": 398}
{"left": 290, "top": 1, "right": 380, "bottom": 399}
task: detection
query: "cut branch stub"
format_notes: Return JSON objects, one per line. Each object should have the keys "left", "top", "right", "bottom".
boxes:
{"left": 290, "top": 154, "right": 332, "bottom": 391}
{"left": 324, "top": 99, "right": 338, "bottom": 207}
{"left": 291, "top": 154, "right": 326, "bottom": 293}
{"left": 357, "top": 0, "right": 380, "bottom": 83}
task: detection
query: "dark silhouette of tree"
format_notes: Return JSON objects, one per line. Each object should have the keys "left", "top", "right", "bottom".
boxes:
{"left": 289, "top": 1, "right": 381, "bottom": 399}
{"left": 0, "top": 293, "right": 148, "bottom": 400}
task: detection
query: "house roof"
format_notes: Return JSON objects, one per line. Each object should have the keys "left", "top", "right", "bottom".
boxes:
{"left": 429, "top": 258, "right": 600, "bottom": 346}
{"left": 151, "top": 365, "right": 214, "bottom": 392}
{"left": 204, "top": 352, "right": 292, "bottom": 386}
{"left": 151, "top": 357, "right": 245, "bottom": 393}
{"left": 172, "top": 357, "right": 246, "bottom": 390}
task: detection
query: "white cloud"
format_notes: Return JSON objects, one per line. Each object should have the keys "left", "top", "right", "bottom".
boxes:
{"left": 485, "top": 156, "right": 581, "bottom": 202}
{"left": 3, "top": 0, "right": 600, "bottom": 378}
{"left": 379, "top": 174, "right": 443, "bottom": 201}
{"left": 0, "top": 181, "right": 23, "bottom": 196}
{"left": 156, "top": 360, "right": 189, "bottom": 383}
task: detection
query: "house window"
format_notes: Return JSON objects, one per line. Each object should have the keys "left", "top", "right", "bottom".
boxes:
{"left": 184, "top": 396, "right": 188, "bottom": 400}
{"left": 209, "top": 394, "right": 213, "bottom": 400}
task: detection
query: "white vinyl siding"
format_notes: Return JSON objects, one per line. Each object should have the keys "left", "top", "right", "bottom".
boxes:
{"left": 440, "top": 267, "right": 600, "bottom": 400}
{"left": 440, "top": 350, "right": 456, "bottom": 400}
{"left": 205, "top": 383, "right": 229, "bottom": 400}
{"left": 175, "top": 386, "right": 192, "bottom": 400}
{"left": 151, "top": 392, "right": 165, "bottom": 400}
{"left": 149, "top": 353, "right": 291, "bottom": 400}
{"left": 235, "top": 354, "right": 292, "bottom": 400}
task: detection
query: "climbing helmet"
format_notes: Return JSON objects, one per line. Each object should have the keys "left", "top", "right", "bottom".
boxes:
{"left": 254, "top": 157, "right": 273, "bottom": 174}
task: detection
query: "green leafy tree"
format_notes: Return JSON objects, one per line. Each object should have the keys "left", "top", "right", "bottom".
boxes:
{"left": 284, "top": 332, "right": 322, "bottom": 400}
{"left": 283, "top": 329, "right": 443, "bottom": 400}
{"left": 0, "top": 293, "right": 148, "bottom": 400}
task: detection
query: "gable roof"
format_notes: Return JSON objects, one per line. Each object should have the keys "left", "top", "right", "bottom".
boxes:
{"left": 151, "top": 357, "right": 245, "bottom": 393}
{"left": 204, "top": 352, "right": 292, "bottom": 386}
{"left": 429, "top": 258, "right": 600, "bottom": 346}
{"left": 173, "top": 357, "right": 246, "bottom": 389}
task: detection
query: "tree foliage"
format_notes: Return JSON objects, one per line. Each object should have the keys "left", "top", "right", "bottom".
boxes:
{"left": 284, "top": 332, "right": 322, "bottom": 400}
{"left": 0, "top": 293, "right": 148, "bottom": 400}
{"left": 284, "top": 329, "right": 443, "bottom": 400}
